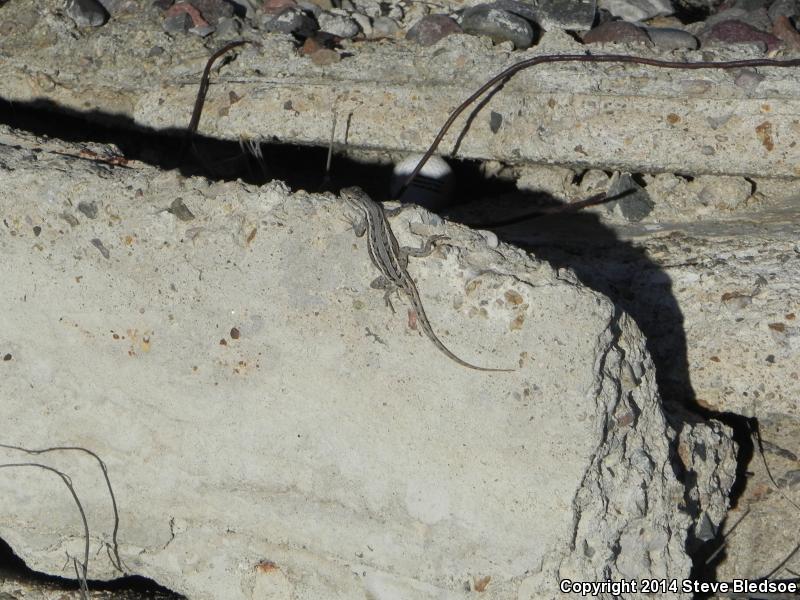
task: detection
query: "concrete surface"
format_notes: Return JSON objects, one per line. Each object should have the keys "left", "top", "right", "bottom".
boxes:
{"left": 2, "top": 0, "right": 800, "bottom": 177}
{"left": 0, "top": 127, "right": 732, "bottom": 598}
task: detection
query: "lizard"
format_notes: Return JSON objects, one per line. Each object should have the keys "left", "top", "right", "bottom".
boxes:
{"left": 340, "top": 186, "right": 513, "bottom": 372}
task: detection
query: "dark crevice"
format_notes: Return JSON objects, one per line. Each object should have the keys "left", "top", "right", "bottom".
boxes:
{"left": 0, "top": 537, "right": 184, "bottom": 598}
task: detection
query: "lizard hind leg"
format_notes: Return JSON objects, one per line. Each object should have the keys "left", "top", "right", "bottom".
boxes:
{"left": 402, "top": 234, "right": 449, "bottom": 259}
{"left": 369, "top": 276, "right": 400, "bottom": 313}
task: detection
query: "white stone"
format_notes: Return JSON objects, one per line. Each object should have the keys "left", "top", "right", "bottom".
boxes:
{"left": 598, "top": 0, "right": 674, "bottom": 21}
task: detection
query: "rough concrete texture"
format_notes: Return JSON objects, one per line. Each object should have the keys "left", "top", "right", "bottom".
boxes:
{"left": 481, "top": 163, "right": 800, "bottom": 419}
{"left": 2, "top": 0, "right": 800, "bottom": 178}
{"left": 0, "top": 127, "right": 737, "bottom": 598}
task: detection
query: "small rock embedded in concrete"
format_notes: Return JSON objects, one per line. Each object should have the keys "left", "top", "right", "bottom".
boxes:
{"left": 317, "top": 11, "right": 360, "bottom": 37}
{"left": 772, "top": 14, "right": 800, "bottom": 49}
{"left": 645, "top": 26, "right": 699, "bottom": 49}
{"left": 263, "top": 7, "right": 318, "bottom": 36}
{"left": 406, "top": 14, "right": 462, "bottom": 46}
{"left": 163, "top": 10, "right": 192, "bottom": 31}
{"left": 733, "top": 68, "right": 765, "bottom": 89}
{"left": 583, "top": 20, "right": 652, "bottom": 44}
{"left": 700, "top": 19, "right": 783, "bottom": 52}
{"left": 66, "top": 0, "right": 109, "bottom": 26}
{"left": 372, "top": 15, "right": 399, "bottom": 36}
{"left": 598, "top": 0, "right": 672, "bottom": 21}
{"left": 91, "top": 238, "right": 110, "bottom": 259}
{"left": 168, "top": 198, "right": 195, "bottom": 221}
{"left": 77, "top": 201, "right": 98, "bottom": 219}
{"left": 607, "top": 172, "right": 654, "bottom": 221}
{"left": 489, "top": 111, "right": 502, "bottom": 133}
{"left": 460, "top": 5, "right": 535, "bottom": 49}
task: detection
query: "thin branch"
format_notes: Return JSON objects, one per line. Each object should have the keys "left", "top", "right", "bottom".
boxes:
{"left": 0, "top": 462, "right": 90, "bottom": 599}
{"left": 0, "top": 443, "right": 125, "bottom": 573}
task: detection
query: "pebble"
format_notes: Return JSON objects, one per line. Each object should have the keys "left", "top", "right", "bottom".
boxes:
{"left": 261, "top": 0, "right": 298, "bottom": 15}
{"left": 772, "top": 14, "right": 800, "bottom": 49}
{"left": 165, "top": 2, "right": 209, "bottom": 28}
{"left": 491, "top": 0, "right": 595, "bottom": 30}
{"left": 295, "top": 0, "right": 321, "bottom": 15}
{"left": 700, "top": 19, "right": 783, "bottom": 52}
{"left": 598, "top": 0, "right": 673, "bottom": 22}
{"left": 607, "top": 173, "right": 654, "bottom": 222}
{"left": 262, "top": 7, "right": 318, "bottom": 36}
{"left": 733, "top": 68, "right": 765, "bottom": 89}
{"left": 163, "top": 11, "right": 193, "bottom": 32}
{"left": 583, "top": 20, "right": 652, "bottom": 45}
{"left": 768, "top": 0, "right": 800, "bottom": 23}
{"left": 351, "top": 12, "right": 371, "bottom": 35}
{"left": 350, "top": 0, "right": 381, "bottom": 18}
{"left": 189, "top": 0, "right": 233, "bottom": 24}
{"left": 372, "top": 15, "right": 399, "bottom": 36}
{"left": 705, "top": 7, "right": 772, "bottom": 32}
{"left": 215, "top": 15, "right": 242, "bottom": 36}
{"left": 66, "top": 0, "right": 109, "bottom": 26}
{"left": 460, "top": 5, "right": 534, "bottom": 49}
{"left": 406, "top": 14, "right": 462, "bottom": 46}
{"left": 317, "top": 11, "right": 360, "bottom": 37}
{"left": 645, "top": 26, "right": 699, "bottom": 49}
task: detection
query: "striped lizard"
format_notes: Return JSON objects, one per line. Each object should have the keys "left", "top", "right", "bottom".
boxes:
{"left": 341, "top": 186, "right": 512, "bottom": 372}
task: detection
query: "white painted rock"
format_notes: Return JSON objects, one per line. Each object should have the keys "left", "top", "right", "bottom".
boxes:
{"left": 0, "top": 128, "right": 729, "bottom": 599}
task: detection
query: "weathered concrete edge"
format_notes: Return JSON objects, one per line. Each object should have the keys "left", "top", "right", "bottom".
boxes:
{"left": 3, "top": 44, "right": 800, "bottom": 178}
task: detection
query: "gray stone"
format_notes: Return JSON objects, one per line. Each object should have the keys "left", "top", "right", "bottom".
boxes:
{"left": 460, "top": 5, "right": 535, "bottom": 49}
{"left": 162, "top": 10, "right": 192, "bottom": 32}
{"left": 607, "top": 172, "right": 654, "bottom": 221}
{"left": 488, "top": 0, "right": 596, "bottom": 30}
{"left": 768, "top": 0, "right": 800, "bottom": 23}
{"left": 263, "top": 7, "right": 318, "bottom": 35}
{"left": 406, "top": 14, "right": 462, "bottom": 46}
{"left": 65, "top": 0, "right": 108, "bottom": 26}
{"left": 598, "top": 0, "right": 673, "bottom": 21}
{"left": 351, "top": 12, "right": 371, "bottom": 35}
{"left": 645, "top": 26, "right": 699, "bottom": 49}
{"left": 189, "top": 0, "right": 234, "bottom": 24}
{"left": 317, "top": 11, "right": 360, "bottom": 37}
{"left": 215, "top": 15, "right": 242, "bottom": 37}
{"left": 371, "top": 15, "right": 399, "bottom": 36}
{"left": 295, "top": 0, "right": 321, "bottom": 15}
{"left": 583, "top": 19, "right": 652, "bottom": 44}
